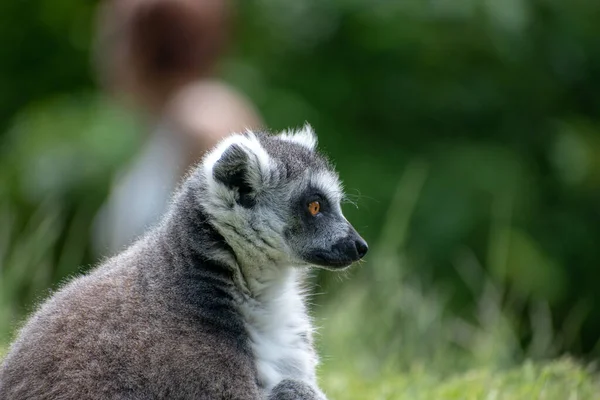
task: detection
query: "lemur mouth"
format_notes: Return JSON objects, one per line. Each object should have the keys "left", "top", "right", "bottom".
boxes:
{"left": 309, "top": 256, "right": 355, "bottom": 270}
{"left": 304, "top": 250, "right": 365, "bottom": 270}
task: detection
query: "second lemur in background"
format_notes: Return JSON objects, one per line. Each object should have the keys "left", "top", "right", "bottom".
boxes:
{"left": 93, "top": 0, "right": 262, "bottom": 255}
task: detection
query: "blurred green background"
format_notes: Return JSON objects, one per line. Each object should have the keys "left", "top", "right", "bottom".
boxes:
{"left": 1, "top": 0, "right": 600, "bottom": 395}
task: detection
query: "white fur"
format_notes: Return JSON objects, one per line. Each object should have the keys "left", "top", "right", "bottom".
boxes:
{"left": 311, "top": 170, "right": 343, "bottom": 205}
{"left": 279, "top": 123, "right": 318, "bottom": 150}
{"left": 238, "top": 267, "right": 319, "bottom": 393}
{"left": 203, "top": 130, "right": 273, "bottom": 202}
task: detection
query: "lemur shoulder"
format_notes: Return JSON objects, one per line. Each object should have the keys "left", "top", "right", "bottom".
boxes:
{"left": 0, "top": 125, "right": 368, "bottom": 400}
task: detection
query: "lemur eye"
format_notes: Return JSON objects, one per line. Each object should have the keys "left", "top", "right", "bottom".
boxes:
{"left": 307, "top": 201, "right": 321, "bottom": 216}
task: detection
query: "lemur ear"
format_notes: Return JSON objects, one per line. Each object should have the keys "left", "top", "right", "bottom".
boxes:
{"left": 210, "top": 138, "right": 270, "bottom": 207}
{"left": 278, "top": 123, "right": 317, "bottom": 150}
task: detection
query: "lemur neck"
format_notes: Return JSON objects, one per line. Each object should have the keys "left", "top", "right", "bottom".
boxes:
{"left": 239, "top": 262, "right": 302, "bottom": 301}
{"left": 161, "top": 184, "right": 239, "bottom": 278}
{"left": 163, "top": 183, "right": 303, "bottom": 301}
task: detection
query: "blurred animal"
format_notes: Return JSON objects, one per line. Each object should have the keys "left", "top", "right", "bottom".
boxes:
{"left": 95, "top": 0, "right": 230, "bottom": 112}
{"left": 0, "top": 126, "right": 368, "bottom": 400}
{"left": 93, "top": 0, "right": 262, "bottom": 255}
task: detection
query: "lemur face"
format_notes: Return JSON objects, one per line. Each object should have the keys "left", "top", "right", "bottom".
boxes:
{"left": 283, "top": 180, "right": 368, "bottom": 269}
{"left": 201, "top": 125, "right": 367, "bottom": 270}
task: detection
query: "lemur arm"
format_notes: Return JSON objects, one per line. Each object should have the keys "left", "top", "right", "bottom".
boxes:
{"left": 267, "top": 379, "right": 327, "bottom": 400}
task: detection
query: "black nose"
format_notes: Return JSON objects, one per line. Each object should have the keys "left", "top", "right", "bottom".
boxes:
{"left": 355, "top": 238, "right": 368, "bottom": 259}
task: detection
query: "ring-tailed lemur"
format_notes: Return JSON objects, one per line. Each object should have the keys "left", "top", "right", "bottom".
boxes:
{"left": 0, "top": 125, "right": 368, "bottom": 400}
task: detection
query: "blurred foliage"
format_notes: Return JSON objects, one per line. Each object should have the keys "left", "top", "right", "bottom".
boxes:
{"left": 1, "top": 0, "right": 600, "bottom": 371}
{"left": 226, "top": 0, "right": 600, "bottom": 356}
{"left": 0, "top": 0, "right": 96, "bottom": 133}
{"left": 0, "top": 96, "right": 142, "bottom": 342}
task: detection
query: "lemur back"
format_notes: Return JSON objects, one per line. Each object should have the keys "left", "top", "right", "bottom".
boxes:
{"left": 0, "top": 126, "right": 368, "bottom": 400}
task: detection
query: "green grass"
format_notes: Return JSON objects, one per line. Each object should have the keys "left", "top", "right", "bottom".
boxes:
{"left": 2, "top": 342, "right": 597, "bottom": 399}
{"left": 320, "top": 358, "right": 600, "bottom": 400}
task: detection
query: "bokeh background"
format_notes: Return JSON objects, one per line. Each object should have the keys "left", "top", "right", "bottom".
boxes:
{"left": 2, "top": 0, "right": 600, "bottom": 397}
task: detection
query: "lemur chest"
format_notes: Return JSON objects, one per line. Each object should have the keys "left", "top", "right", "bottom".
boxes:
{"left": 240, "top": 290, "right": 318, "bottom": 391}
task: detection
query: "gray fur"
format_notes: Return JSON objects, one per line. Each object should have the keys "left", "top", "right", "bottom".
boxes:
{"left": 0, "top": 127, "right": 367, "bottom": 400}
{"left": 268, "top": 379, "right": 326, "bottom": 400}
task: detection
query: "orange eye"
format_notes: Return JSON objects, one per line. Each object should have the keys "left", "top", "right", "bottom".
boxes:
{"left": 308, "top": 201, "right": 321, "bottom": 216}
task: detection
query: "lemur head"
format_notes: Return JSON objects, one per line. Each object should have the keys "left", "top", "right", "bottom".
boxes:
{"left": 198, "top": 124, "right": 368, "bottom": 270}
